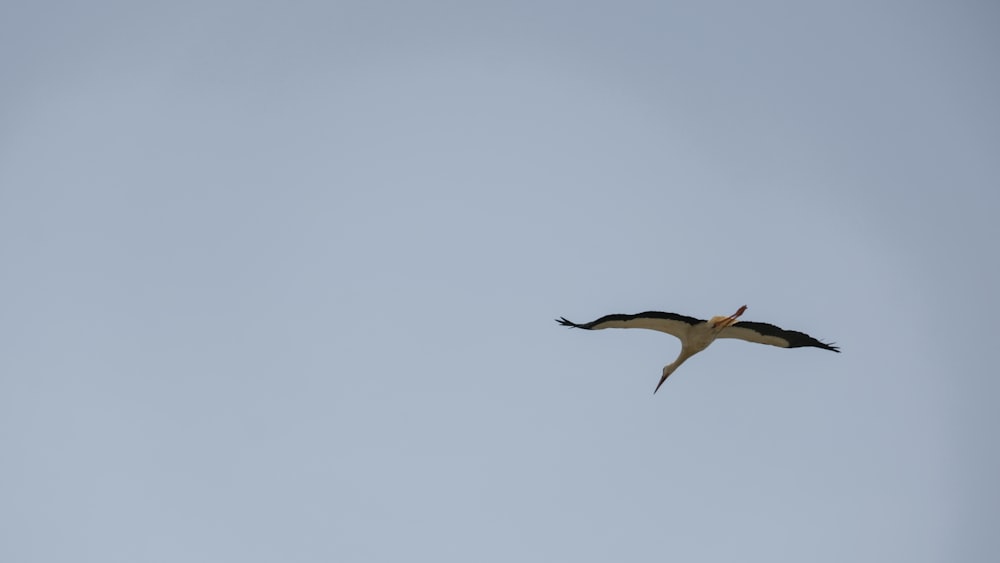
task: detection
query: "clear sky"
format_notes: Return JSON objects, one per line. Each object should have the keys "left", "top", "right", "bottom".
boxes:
{"left": 2, "top": 1, "right": 998, "bottom": 561}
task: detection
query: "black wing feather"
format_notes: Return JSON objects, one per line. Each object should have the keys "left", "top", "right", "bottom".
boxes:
{"left": 732, "top": 321, "right": 840, "bottom": 352}
{"left": 556, "top": 311, "right": 704, "bottom": 330}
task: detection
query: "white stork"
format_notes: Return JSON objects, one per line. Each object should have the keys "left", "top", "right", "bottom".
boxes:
{"left": 556, "top": 305, "right": 839, "bottom": 393}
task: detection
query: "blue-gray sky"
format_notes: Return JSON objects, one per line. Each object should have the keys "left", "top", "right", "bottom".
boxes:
{"left": 2, "top": 2, "right": 998, "bottom": 561}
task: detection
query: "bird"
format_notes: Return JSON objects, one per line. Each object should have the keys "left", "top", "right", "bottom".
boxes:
{"left": 556, "top": 305, "right": 839, "bottom": 393}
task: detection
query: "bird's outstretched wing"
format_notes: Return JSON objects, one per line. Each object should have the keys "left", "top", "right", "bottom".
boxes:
{"left": 556, "top": 311, "right": 705, "bottom": 341}
{"left": 717, "top": 321, "right": 840, "bottom": 352}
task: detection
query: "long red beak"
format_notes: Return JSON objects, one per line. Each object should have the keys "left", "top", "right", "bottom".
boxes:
{"left": 654, "top": 373, "right": 670, "bottom": 394}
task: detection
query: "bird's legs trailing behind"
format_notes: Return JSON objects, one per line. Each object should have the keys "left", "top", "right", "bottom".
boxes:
{"left": 711, "top": 304, "right": 747, "bottom": 329}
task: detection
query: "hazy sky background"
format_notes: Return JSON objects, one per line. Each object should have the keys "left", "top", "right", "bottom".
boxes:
{"left": 2, "top": 1, "right": 998, "bottom": 561}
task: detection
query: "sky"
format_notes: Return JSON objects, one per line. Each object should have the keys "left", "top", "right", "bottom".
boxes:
{"left": 2, "top": 1, "right": 999, "bottom": 562}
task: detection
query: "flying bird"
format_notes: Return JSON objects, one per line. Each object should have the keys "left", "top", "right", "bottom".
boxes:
{"left": 556, "top": 305, "right": 839, "bottom": 393}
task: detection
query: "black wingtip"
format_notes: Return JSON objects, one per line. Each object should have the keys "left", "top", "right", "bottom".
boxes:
{"left": 814, "top": 339, "right": 841, "bottom": 353}
{"left": 556, "top": 317, "right": 579, "bottom": 328}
